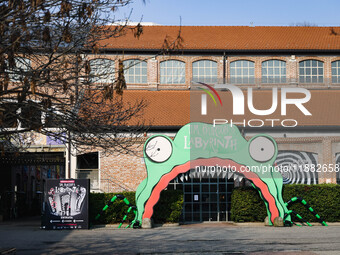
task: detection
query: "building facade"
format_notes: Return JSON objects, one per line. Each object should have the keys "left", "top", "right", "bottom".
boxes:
{"left": 2, "top": 26, "right": 340, "bottom": 222}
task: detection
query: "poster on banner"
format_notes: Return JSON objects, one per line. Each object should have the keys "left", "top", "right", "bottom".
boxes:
{"left": 42, "top": 179, "right": 89, "bottom": 230}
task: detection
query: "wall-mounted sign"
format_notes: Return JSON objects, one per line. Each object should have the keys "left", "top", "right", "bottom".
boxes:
{"left": 42, "top": 179, "right": 89, "bottom": 230}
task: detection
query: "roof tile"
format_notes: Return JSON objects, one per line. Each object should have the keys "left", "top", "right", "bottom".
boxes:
{"left": 99, "top": 26, "right": 340, "bottom": 51}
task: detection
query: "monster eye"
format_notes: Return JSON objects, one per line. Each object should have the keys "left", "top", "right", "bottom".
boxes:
{"left": 145, "top": 136, "right": 172, "bottom": 163}
{"left": 249, "top": 136, "right": 275, "bottom": 162}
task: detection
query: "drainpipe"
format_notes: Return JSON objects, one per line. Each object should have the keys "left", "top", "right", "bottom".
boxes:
{"left": 223, "top": 52, "right": 226, "bottom": 84}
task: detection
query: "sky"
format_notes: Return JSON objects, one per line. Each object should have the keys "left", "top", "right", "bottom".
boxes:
{"left": 115, "top": 0, "right": 340, "bottom": 26}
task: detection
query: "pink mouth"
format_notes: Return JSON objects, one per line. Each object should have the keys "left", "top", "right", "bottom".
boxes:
{"left": 143, "top": 158, "right": 280, "bottom": 224}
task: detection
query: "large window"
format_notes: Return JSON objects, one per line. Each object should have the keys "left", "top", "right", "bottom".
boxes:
{"left": 123, "top": 59, "right": 147, "bottom": 84}
{"left": 0, "top": 102, "right": 18, "bottom": 128}
{"left": 192, "top": 60, "right": 218, "bottom": 83}
{"left": 299, "top": 60, "right": 323, "bottom": 83}
{"left": 262, "top": 60, "right": 286, "bottom": 83}
{"left": 89, "top": 58, "right": 115, "bottom": 83}
{"left": 331, "top": 61, "right": 340, "bottom": 84}
{"left": 160, "top": 60, "right": 185, "bottom": 84}
{"left": 8, "top": 58, "right": 31, "bottom": 81}
{"left": 76, "top": 152, "right": 99, "bottom": 190}
{"left": 230, "top": 60, "right": 254, "bottom": 84}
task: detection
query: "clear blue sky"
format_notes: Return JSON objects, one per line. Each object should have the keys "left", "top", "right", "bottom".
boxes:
{"left": 115, "top": 0, "right": 340, "bottom": 26}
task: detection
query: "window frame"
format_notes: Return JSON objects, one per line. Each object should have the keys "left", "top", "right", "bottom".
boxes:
{"left": 331, "top": 60, "right": 340, "bottom": 84}
{"left": 89, "top": 58, "right": 115, "bottom": 84}
{"left": 123, "top": 59, "right": 148, "bottom": 84}
{"left": 7, "top": 57, "right": 31, "bottom": 82}
{"left": 160, "top": 60, "right": 186, "bottom": 84}
{"left": 229, "top": 60, "right": 255, "bottom": 84}
{"left": 261, "top": 60, "right": 287, "bottom": 84}
{"left": 192, "top": 60, "right": 218, "bottom": 84}
{"left": 299, "top": 59, "right": 324, "bottom": 84}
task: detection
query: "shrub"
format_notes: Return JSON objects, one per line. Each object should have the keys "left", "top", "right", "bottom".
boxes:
{"left": 231, "top": 184, "right": 340, "bottom": 223}
{"left": 90, "top": 190, "right": 183, "bottom": 225}
{"left": 153, "top": 190, "right": 183, "bottom": 223}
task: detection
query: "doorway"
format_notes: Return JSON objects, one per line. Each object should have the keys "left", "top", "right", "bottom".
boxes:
{"left": 168, "top": 174, "right": 234, "bottom": 222}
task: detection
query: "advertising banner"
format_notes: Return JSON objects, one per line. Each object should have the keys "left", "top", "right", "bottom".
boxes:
{"left": 42, "top": 179, "right": 89, "bottom": 230}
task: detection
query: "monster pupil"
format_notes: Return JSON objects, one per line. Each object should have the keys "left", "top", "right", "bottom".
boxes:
{"left": 157, "top": 148, "right": 160, "bottom": 151}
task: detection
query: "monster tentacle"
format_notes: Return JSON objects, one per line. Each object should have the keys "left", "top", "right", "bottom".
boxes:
{"left": 284, "top": 197, "right": 327, "bottom": 226}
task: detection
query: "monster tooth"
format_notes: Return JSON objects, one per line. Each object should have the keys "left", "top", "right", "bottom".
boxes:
{"left": 196, "top": 171, "right": 201, "bottom": 178}
{"left": 233, "top": 173, "right": 238, "bottom": 181}
{"left": 185, "top": 173, "right": 188, "bottom": 181}
{"left": 189, "top": 170, "right": 195, "bottom": 178}
{"left": 227, "top": 172, "right": 233, "bottom": 180}
{"left": 200, "top": 171, "right": 204, "bottom": 178}
{"left": 222, "top": 171, "right": 227, "bottom": 179}
{"left": 179, "top": 174, "right": 184, "bottom": 182}
{"left": 239, "top": 175, "right": 244, "bottom": 182}
{"left": 211, "top": 170, "right": 216, "bottom": 178}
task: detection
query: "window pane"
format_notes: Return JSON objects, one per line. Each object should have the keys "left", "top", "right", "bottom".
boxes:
{"left": 261, "top": 60, "right": 286, "bottom": 84}
{"left": 332, "top": 61, "right": 340, "bottom": 84}
{"left": 299, "top": 60, "right": 323, "bottom": 84}
{"left": 160, "top": 60, "right": 185, "bottom": 84}
{"left": 90, "top": 59, "right": 115, "bottom": 83}
{"left": 8, "top": 58, "right": 31, "bottom": 81}
{"left": 192, "top": 60, "right": 217, "bottom": 84}
{"left": 123, "top": 59, "right": 147, "bottom": 84}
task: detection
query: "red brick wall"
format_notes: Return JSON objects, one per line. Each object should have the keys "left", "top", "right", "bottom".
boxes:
{"left": 99, "top": 143, "right": 147, "bottom": 193}
{"left": 92, "top": 53, "right": 340, "bottom": 191}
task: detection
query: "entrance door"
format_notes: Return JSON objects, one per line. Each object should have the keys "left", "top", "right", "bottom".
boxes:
{"left": 168, "top": 175, "right": 234, "bottom": 222}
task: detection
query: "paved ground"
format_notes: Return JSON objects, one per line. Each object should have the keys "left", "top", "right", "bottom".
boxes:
{"left": 0, "top": 218, "right": 340, "bottom": 255}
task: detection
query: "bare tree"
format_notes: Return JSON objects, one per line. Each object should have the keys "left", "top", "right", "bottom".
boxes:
{"left": 0, "top": 0, "right": 148, "bottom": 155}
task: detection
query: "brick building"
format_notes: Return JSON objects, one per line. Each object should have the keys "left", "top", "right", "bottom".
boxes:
{"left": 78, "top": 26, "right": 340, "bottom": 222}
{"left": 3, "top": 25, "right": 340, "bottom": 222}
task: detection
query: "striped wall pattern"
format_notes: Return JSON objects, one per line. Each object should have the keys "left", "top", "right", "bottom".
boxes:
{"left": 275, "top": 151, "right": 318, "bottom": 185}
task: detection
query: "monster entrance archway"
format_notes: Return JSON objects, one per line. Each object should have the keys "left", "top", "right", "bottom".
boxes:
{"left": 134, "top": 122, "right": 290, "bottom": 227}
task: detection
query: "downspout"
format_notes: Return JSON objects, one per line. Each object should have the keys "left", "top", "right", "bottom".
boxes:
{"left": 223, "top": 52, "right": 226, "bottom": 84}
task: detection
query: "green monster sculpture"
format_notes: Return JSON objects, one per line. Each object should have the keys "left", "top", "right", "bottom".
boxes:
{"left": 132, "top": 122, "right": 290, "bottom": 227}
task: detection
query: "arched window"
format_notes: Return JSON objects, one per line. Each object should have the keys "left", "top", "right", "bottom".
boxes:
{"left": 123, "top": 59, "right": 147, "bottom": 84}
{"left": 331, "top": 61, "right": 340, "bottom": 84}
{"left": 89, "top": 58, "right": 115, "bottom": 83}
{"left": 8, "top": 57, "right": 31, "bottom": 81}
{"left": 262, "top": 60, "right": 286, "bottom": 83}
{"left": 230, "top": 60, "right": 254, "bottom": 84}
{"left": 299, "top": 60, "right": 323, "bottom": 83}
{"left": 192, "top": 60, "right": 217, "bottom": 83}
{"left": 160, "top": 60, "right": 185, "bottom": 84}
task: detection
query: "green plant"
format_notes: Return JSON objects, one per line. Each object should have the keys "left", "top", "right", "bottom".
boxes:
{"left": 153, "top": 190, "right": 183, "bottom": 223}
{"left": 90, "top": 190, "right": 183, "bottom": 225}
{"left": 231, "top": 184, "right": 340, "bottom": 223}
